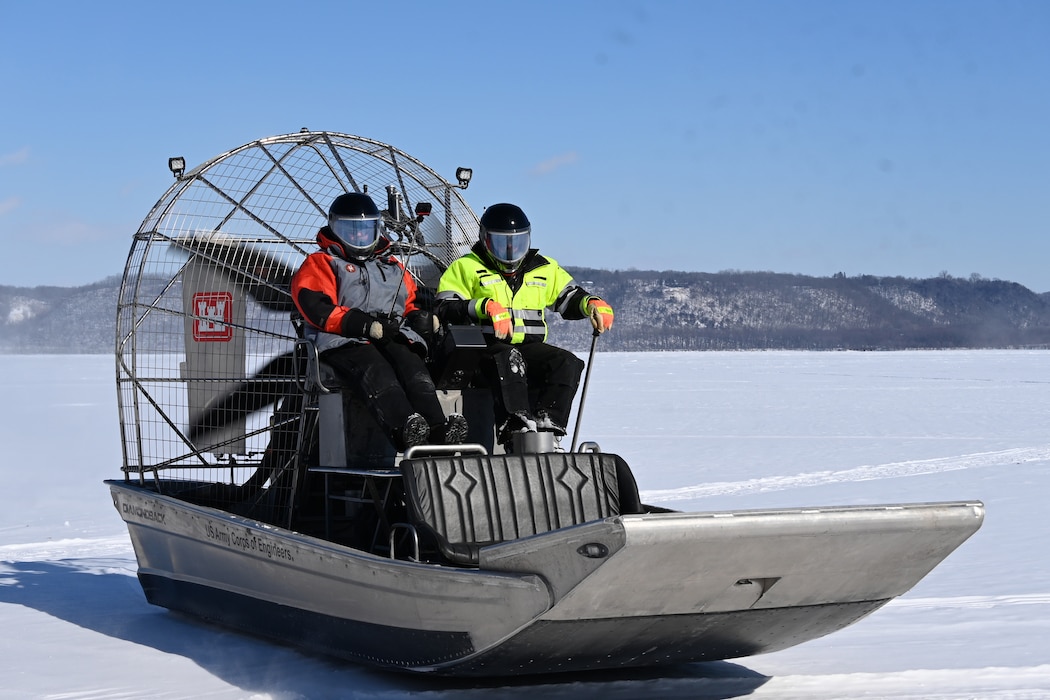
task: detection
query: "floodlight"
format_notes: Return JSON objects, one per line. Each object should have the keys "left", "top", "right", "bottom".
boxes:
{"left": 455, "top": 167, "right": 472, "bottom": 189}
{"left": 168, "top": 156, "right": 186, "bottom": 180}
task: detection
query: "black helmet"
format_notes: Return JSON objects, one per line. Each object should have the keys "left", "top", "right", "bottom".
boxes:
{"left": 327, "top": 192, "right": 380, "bottom": 258}
{"left": 480, "top": 203, "right": 531, "bottom": 272}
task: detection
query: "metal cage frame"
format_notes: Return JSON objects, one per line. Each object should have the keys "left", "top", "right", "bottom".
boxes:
{"left": 115, "top": 131, "right": 478, "bottom": 494}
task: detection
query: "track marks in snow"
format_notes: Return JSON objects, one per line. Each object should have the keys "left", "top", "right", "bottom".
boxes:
{"left": 640, "top": 446, "right": 1050, "bottom": 503}
{"left": 890, "top": 593, "right": 1050, "bottom": 611}
{"left": 758, "top": 664, "right": 1050, "bottom": 700}
{"left": 0, "top": 535, "right": 132, "bottom": 564}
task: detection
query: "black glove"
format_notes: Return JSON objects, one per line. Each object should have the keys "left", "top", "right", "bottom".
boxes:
{"left": 405, "top": 309, "right": 440, "bottom": 340}
{"left": 342, "top": 310, "right": 399, "bottom": 345}
{"left": 367, "top": 315, "right": 399, "bottom": 345}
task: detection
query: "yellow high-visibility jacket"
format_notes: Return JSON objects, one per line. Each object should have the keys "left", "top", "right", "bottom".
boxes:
{"left": 437, "top": 245, "right": 601, "bottom": 344}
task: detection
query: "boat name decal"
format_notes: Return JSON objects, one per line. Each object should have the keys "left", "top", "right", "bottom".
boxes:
{"left": 122, "top": 502, "right": 165, "bottom": 524}
{"left": 205, "top": 522, "right": 295, "bottom": 562}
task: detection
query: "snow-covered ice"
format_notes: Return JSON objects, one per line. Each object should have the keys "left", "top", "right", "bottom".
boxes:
{"left": 2, "top": 350, "right": 1048, "bottom": 699}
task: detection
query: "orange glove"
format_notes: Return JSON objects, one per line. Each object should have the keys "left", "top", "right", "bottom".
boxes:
{"left": 587, "top": 299, "right": 614, "bottom": 333}
{"left": 485, "top": 299, "right": 512, "bottom": 339}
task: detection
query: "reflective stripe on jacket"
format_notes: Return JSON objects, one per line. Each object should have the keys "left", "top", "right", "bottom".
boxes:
{"left": 437, "top": 247, "right": 595, "bottom": 344}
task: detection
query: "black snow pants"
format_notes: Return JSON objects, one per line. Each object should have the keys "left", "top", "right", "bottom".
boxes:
{"left": 480, "top": 340, "right": 585, "bottom": 430}
{"left": 320, "top": 340, "right": 446, "bottom": 441}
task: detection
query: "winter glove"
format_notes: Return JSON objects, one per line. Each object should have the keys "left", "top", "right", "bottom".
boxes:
{"left": 367, "top": 314, "right": 400, "bottom": 345}
{"left": 587, "top": 299, "right": 614, "bottom": 333}
{"left": 485, "top": 299, "right": 512, "bottom": 340}
{"left": 342, "top": 309, "right": 399, "bottom": 345}
{"left": 406, "top": 309, "right": 440, "bottom": 339}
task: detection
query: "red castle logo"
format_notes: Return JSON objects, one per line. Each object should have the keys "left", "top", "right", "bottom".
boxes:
{"left": 192, "top": 292, "right": 234, "bottom": 342}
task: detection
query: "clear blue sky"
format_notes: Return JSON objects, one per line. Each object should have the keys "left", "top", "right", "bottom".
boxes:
{"left": 2, "top": 0, "right": 1048, "bottom": 291}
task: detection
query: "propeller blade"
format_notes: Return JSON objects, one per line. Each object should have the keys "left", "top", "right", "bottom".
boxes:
{"left": 172, "top": 235, "right": 299, "bottom": 312}
{"left": 187, "top": 352, "right": 299, "bottom": 442}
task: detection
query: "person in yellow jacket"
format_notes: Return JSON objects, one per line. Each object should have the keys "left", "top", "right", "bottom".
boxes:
{"left": 436, "top": 202, "right": 614, "bottom": 446}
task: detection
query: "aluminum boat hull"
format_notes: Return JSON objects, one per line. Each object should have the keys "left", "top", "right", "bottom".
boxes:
{"left": 108, "top": 480, "right": 983, "bottom": 675}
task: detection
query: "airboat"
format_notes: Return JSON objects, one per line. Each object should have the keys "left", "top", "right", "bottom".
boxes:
{"left": 107, "top": 130, "right": 984, "bottom": 676}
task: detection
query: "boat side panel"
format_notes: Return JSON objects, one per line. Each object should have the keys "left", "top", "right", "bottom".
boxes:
{"left": 539, "top": 502, "right": 983, "bottom": 620}
{"left": 109, "top": 482, "right": 552, "bottom": 655}
{"left": 138, "top": 572, "right": 476, "bottom": 669}
{"left": 437, "top": 599, "right": 887, "bottom": 676}
{"left": 462, "top": 503, "right": 982, "bottom": 674}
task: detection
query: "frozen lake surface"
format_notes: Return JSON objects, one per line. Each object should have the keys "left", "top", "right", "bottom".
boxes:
{"left": 2, "top": 350, "right": 1048, "bottom": 698}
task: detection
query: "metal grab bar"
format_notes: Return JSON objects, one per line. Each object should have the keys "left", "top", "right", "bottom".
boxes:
{"left": 403, "top": 443, "right": 488, "bottom": 459}
{"left": 293, "top": 337, "right": 335, "bottom": 395}
{"left": 389, "top": 522, "right": 420, "bottom": 561}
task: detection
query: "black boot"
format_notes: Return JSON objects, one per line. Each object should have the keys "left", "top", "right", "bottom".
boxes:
{"left": 442, "top": 413, "right": 469, "bottom": 445}
{"left": 397, "top": 413, "right": 430, "bottom": 451}
{"left": 535, "top": 409, "right": 566, "bottom": 436}
{"left": 497, "top": 410, "right": 537, "bottom": 446}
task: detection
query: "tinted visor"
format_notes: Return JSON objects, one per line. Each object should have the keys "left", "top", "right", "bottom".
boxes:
{"left": 331, "top": 217, "right": 379, "bottom": 251}
{"left": 485, "top": 229, "right": 530, "bottom": 266}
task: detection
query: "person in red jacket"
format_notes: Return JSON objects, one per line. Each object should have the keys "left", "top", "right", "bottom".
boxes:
{"left": 291, "top": 192, "right": 466, "bottom": 451}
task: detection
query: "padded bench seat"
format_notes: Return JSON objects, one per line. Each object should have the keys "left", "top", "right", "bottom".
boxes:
{"left": 399, "top": 452, "right": 642, "bottom": 566}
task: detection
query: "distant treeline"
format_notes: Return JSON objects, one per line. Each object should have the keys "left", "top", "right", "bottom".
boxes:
{"left": 545, "top": 269, "right": 1050, "bottom": 351}
{"left": 3, "top": 270, "right": 1050, "bottom": 354}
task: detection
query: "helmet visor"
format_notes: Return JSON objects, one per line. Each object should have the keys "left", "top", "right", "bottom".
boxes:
{"left": 485, "top": 229, "right": 530, "bottom": 267}
{"left": 331, "top": 217, "right": 379, "bottom": 251}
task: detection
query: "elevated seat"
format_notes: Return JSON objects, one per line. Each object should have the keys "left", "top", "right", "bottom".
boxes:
{"left": 293, "top": 334, "right": 395, "bottom": 468}
{"left": 399, "top": 452, "right": 643, "bottom": 566}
